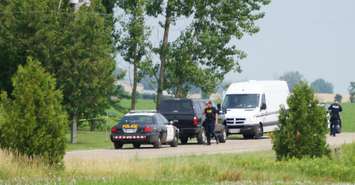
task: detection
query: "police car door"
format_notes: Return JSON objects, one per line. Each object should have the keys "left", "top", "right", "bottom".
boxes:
{"left": 159, "top": 114, "right": 174, "bottom": 142}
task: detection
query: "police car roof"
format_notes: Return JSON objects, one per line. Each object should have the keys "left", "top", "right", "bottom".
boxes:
{"left": 125, "top": 111, "right": 157, "bottom": 117}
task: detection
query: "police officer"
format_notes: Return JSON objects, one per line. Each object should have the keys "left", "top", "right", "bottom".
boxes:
{"left": 328, "top": 101, "right": 343, "bottom": 137}
{"left": 203, "top": 100, "right": 218, "bottom": 145}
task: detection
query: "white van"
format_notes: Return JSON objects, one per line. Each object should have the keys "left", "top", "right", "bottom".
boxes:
{"left": 221, "top": 80, "right": 289, "bottom": 139}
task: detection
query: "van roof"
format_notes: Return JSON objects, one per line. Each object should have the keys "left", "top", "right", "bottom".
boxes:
{"left": 226, "top": 80, "right": 289, "bottom": 94}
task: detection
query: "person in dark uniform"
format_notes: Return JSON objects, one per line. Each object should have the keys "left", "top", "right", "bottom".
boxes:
{"left": 328, "top": 101, "right": 343, "bottom": 137}
{"left": 203, "top": 100, "right": 218, "bottom": 145}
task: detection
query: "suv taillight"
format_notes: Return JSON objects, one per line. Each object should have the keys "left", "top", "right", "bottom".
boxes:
{"left": 111, "top": 127, "right": 118, "bottom": 133}
{"left": 193, "top": 116, "right": 199, "bottom": 126}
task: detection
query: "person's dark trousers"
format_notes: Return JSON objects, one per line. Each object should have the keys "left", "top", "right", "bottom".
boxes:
{"left": 330, "top": 119, "right": 339, "bottom": 136}
{"left": 204, "top": 121, "right": 216, "bottom": 144}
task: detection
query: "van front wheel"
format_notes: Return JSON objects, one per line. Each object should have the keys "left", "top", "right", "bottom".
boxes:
{"left": 255, "top": 124, "right": 263, "bottom": 139}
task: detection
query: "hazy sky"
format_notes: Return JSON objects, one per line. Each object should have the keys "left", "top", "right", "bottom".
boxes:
{"left": 118, "top": 0, "right": 355, "bottom": 93}
{"left": 226, "top": 0, "right": 355, "bottom": 93}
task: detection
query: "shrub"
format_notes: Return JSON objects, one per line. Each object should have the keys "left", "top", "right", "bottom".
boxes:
{"left": 0, "top": 58, "right": 67, "bottom": 166}
{"left": 273, "top": 81, "right": 330, "bottom": 160}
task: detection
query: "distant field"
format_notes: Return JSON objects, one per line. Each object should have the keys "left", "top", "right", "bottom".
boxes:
{"left": 341, "top": 103, "right": 355, "bottom": 132}
{"left": 2, "top": 143, "right": 355, "bottom": 184}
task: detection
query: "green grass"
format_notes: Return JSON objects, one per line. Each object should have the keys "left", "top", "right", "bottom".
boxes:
{"left": 66, "top": 130, "right": 112, "bottom": 151}
{"left": 2, "top": 143, "right": 355, "bottom": 184}
{"left": 341, "top": 103, "right": 355, "bottom": 132}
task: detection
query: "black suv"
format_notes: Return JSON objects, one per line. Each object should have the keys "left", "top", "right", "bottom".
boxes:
{"left": 158, "top": 99, "right": 207, "bottom": 144}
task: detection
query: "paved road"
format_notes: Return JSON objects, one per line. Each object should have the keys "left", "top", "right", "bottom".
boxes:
{"left": 65, "top": 133, "right": 355, "bottom": 161}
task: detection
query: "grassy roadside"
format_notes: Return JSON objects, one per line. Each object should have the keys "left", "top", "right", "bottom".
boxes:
{"left": 1, "top": 143, "right": 355, "bottom": 184}
{"left": 341, "top": 103, "right": 355, "bottom": 132}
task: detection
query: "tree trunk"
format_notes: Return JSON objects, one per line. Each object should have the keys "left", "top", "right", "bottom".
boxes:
{"left": 131, "top": 62, "right": 138, "bottom": 110}
{"left": 156, "top": 3, "right": 171, "bottom": 110}
{"left": 70, "top": 114, "right": 78, "bottom": 144}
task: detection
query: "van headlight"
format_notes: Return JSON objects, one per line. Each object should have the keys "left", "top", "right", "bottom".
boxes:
{"left": 246, "top": 116, "right": 258, "bottom": 125}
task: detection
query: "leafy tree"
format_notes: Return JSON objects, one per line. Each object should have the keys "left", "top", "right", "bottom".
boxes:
{"left": 311, "top": 78, "right": 334, "bottom": 93}
{"left": 349, "top": 82, "right": 355, "bottom": 103}
{"left": 0, "top": 58, "right": 67, "bottom": 166}
{"left": 279, "top": 71, "right": 304, "bottom": 91}
{"left": 143, "top": 0, "right": 271, "bottom": 108}
{"left": 335, "top": 94, "right": 343, "bottom": 103}
{"left": 116, "top": 0, "right": 152, "bottom": 110}
{"left": 0, "top": 0, "right": 116, "bottom": 144}
{"left": 273, "top": 82, "right": 329, "bottom": 160}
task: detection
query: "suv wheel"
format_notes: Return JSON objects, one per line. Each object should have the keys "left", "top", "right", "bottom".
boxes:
{"left": 133, "top": 143, "right": 141, "bottom": 149}
{"left": 197, "top": 129, "right": 207, "bottom": 144}
{"left": 114, "top": 142, "right": 123, "bottom": 149}
{"left": 153, "top": 137, "right": 161, "bottom": 148}
{"left": 180, "top": 136, "right": 188, "bottom": 144}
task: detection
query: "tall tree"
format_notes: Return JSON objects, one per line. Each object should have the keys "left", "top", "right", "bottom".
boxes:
{"left": 311, "top": 78, "right": 334, "bottom": 93}
{"left": 0, "top": 0, "right": 116, "bottom": 144}
{"left": 116, "top": 0, "right": 152, "bottom": 110}
{"left": 279, "top": 71, "right": 304, "bottom": 91}
{"left": 144, "top": 0, "right": 270, "bottom": 107}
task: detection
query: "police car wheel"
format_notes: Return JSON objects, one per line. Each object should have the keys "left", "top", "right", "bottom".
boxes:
{"left": 133, "top": 143, "right": 141, "bottom": 149}
{"left": 113, "top": 142, "right": 123, "bottom": 149}
{"left": 170, "top": 135, "right": 179, "bottom": 147}
{"left": 153, "top": 137, "right": 161, "bottom": 148}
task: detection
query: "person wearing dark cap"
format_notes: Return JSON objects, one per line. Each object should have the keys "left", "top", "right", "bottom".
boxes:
{"left": 203, "top": 100, "right": 219, "bottom": 145}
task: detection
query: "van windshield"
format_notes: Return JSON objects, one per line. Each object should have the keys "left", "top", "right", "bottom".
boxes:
{"left": 223, "top": 94, "right": 260, "bottom": 109}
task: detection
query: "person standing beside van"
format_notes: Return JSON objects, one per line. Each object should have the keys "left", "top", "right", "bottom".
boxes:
{"left": 203, "top": 100, "right": 219, "bottom": 145}
{"left": 328, "top": 101, "right": 343, "bottom": 137}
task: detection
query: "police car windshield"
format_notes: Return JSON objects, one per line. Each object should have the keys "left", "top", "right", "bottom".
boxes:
{"left": 223, "top": 94, "right": 260, "bottom": 109}
{"left": 119, "top": 115, "right": 154, "bottom": 125}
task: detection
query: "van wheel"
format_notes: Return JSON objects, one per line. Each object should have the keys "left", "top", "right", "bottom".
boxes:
{"left": 180, "top": 136, "right": 188, "bottom": 144}
{"left": 255, "top": 124, "right": 264, "bottom": 139}
{"left": 219, "top": 130, "right": 227, "bottom": 143}
{"left": 197, "top": 129, "right": 207, "bottom": 144}
{"left": 243, "top": 134, "right": 253, "bottom": 139}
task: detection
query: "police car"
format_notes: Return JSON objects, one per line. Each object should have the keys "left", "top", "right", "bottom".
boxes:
{"left": 110, "top": 111, "right": 179, "bottom": 149}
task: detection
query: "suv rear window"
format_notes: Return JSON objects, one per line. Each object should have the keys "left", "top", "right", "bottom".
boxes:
{"left": 159, "top": 100, "right": 193, "bottom": 113}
